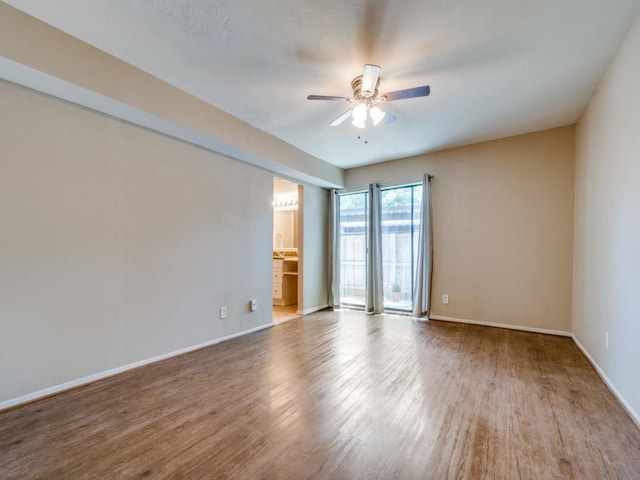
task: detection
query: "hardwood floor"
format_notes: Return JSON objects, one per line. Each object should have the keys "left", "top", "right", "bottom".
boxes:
{"left": 1, "top": 309, "right": 639, "bottom": 479}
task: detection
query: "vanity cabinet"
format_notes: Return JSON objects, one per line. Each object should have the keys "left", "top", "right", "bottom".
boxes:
{"left": 273, "top": 258, "right": 298, "bottom": 306}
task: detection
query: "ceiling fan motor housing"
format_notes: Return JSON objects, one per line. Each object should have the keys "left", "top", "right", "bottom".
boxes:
{"left": 351, "top": 75, "right": 381, "bottom": 103}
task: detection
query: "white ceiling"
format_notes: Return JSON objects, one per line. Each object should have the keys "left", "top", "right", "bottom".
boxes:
{"left": 6, "top": 0, "right": 640, "bottom": 169}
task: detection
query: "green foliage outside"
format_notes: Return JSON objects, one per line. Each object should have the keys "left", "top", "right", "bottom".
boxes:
{"left": 338, "top": 185, "right": 422, "bottom": 211}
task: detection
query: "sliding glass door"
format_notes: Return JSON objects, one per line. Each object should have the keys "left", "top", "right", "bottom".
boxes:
{"left": 337, "top": 183, "right": 422, "bottom": 312}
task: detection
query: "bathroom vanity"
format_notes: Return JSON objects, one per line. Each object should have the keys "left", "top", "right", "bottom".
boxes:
{"left": 273, "top": 250, "right": 298, "bottom": 307}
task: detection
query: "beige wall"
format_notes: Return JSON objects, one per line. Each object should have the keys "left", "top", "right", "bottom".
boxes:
{"left": 0, "top": 80, "right": 274, "bottom": 405}
{"left": 574, "top": 13, "right": 640, "bottom": 421}
{"left": 299, "top": 185, "right": 329, "bottom": 314}
{"left": 0, "top": 3, "right": 339, "bottom": 407}
{"left": 346, "top": 126, "right": 575, "bottom": 332}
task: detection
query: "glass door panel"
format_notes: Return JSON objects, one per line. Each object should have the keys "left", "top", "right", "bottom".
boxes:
{"left": 338, "top": 192, "right": 368, "bottom": 307}
{"left": 381, "top": 184, "right": 422, "bottom": 311}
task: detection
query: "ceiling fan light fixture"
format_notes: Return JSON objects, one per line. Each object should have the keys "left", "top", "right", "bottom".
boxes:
{"left": 352, "top": 117, "right": 366, "bottom": 129}
{"left": 370, "top": 106, "right": 386, "bottom": 125}
{"left": 352, "top": 103, "right": 367, "bottom": 121}
{"left": 352, "top": 103, "right": 368, "bottom": 128}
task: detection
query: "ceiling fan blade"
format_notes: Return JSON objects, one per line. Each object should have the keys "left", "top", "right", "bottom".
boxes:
{"left": 307, "top": 95, "right": 350, "bottom": 101}
{"left": 330, "top": 109, "right": 353, "bottom": 126}
{"left": 361, "top": 64, "right": 381, "bottom": 95}
{"left": 382, "top": 112, "right": 397, "bottom": 125}
{"left": 382, "top": 85, "right": 430, "bottom": 102}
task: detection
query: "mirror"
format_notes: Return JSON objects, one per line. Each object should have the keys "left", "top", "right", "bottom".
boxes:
{"left": 273, "top": 178, "right": 299, "bottom": 249}
{"left": 274, "top": 210, "right": 298, "bottom": 249}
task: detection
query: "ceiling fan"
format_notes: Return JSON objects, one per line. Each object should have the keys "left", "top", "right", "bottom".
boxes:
{"left": 307, "top": 64, "right": 430, "bottom": 128}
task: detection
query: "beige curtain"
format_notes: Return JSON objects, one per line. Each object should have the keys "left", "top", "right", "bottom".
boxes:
{"left": 327, "top": 189, "right": 340, "bottom": 308}
{"left": 412, "top": 175, "right": 433, "bottom": 318}
{"left": 366, "top": 183, "right": 384, "bottom": 314}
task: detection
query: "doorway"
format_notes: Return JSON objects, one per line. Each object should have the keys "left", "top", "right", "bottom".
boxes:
{"left": 272, "top": 177, "right": 302, "bottom": 324}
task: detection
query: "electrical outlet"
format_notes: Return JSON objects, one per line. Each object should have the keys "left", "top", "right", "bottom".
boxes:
{"left": 250, "top": 299, "right": 257, "bottom": 311}
{"left": 220, "top": 306, "right": 227, "bottom": 319}
{"left": 605, "top": 331, "right": 609, "bottom": 350}
{"left": 442, "top": 294, "right": 449, "bottom": 304}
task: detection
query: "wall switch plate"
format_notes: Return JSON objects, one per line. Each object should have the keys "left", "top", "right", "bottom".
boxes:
{"left": 442, "top": 294, "right": 449, "bottom": 304}
{"left": 250, "top": 299, "right": 257, "bottom": 311}
{"left": 220, "top": 306, "right": 227, "bottom": 319}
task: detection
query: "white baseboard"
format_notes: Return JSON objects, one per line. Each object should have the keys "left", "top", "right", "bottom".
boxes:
{"left": 429, "top": 314, "right": 572, "bottom": 337}
{"left": 0, "top": 323, "right": 272, "bottom": 412}
{"left": 298, "top": 304, "right": 329, "bottom": 315}
{"left": 571, "top": 335, "right": 640, "bottom": 430}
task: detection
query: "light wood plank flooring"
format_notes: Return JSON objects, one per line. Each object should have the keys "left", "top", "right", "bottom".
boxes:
{"left": 1, "top": 309, "right": 639, "bottom": 479}
{"left": 272, "top": 305, "right": 301, "bottom": 325}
